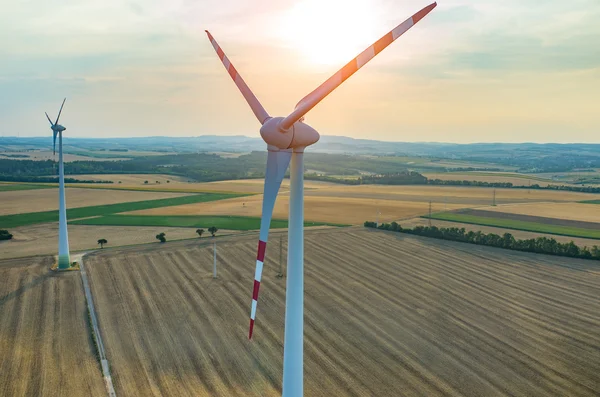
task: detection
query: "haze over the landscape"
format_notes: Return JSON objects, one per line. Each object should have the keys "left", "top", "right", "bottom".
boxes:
{"left": 1, "top": 0, "right": 598, "bottom": 143}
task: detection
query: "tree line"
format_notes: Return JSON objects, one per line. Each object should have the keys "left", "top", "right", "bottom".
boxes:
{"left": 364, "top": 221, "right": 600, "bottom": 261}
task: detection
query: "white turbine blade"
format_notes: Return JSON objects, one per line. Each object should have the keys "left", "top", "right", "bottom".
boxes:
{"left": 45, "top": 112, "right": 54, "bottom": 126}
{"left": 205, "top": 30, "right": 271, "bottom": 125}
{"left": 53, "top": 131, "right": 59, "bottom": 156}
{"left": 279, "top": 2, "right": 437, "bottom": 130}
{"left": 249, "top": 149, "right": 292, "bottom": 339}
{"left": 55, "top": 98, "right": 66, "bottom": 125}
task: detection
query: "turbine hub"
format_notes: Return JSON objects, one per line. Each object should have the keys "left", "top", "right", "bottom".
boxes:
{"left": 260, "top": 117, "right": 320, "bottom": 150}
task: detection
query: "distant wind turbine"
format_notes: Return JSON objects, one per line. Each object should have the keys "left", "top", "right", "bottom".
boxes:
{"left": 206, "top": 3, "right": 437, "bottom": 396}
{"left": 45, "top": 98, "right": 71, "bottom": 269}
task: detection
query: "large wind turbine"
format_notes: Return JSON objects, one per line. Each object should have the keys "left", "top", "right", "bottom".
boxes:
{"left": 206, "top": 3, "right": 436, "bottom": 395}
{"left": 46, "top": 98, "right": 71, "bottom": 269}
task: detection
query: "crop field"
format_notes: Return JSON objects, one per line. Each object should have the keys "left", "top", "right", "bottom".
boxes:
{"left": 0, "top": 183, "right": 53, "bottom": 192}
{"left": 422, "top": 172, "right": 557, "bottom": 186}
{"left": 402, "top": 217, "right": 600, "bottom": 248}
{"left": 0, "top": 192, "right": 243, "bottom": 228}
{"left": 84, "top": 228, "right": 600, "bottom": 396}
{"left": 429, "top": 211, "right": 600, "bottom": 239}
{"left": 0, "top": 256, "right": 105, "bottom": 396}
{"left": 0, "top": 224, "right": 241, "bottom": 260}
{"left": 70, "top": 174, "right": 191, "bottom": 184}
{"left": 481, "top": 202, "right": 600, "bottom": 223}
{"left": 69, "top": 214, "right": 342, "bottom": 229}
{"left": 0, "top": 187, "right": 193, "bottom": 216}
{"left": 126, "top": 194, "right": 467, "bottom": 225}
{"left": 0, "top": 150, "right": 129, "bottom": 162}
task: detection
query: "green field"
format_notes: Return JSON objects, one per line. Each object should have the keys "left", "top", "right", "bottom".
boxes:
{"left": 0, "top": 183, "right": 54, "bottom": 192}
{"left": 69, "top": 215, "right": 344, "bottom": 230}
{"left": 582, "top": 200, "right": 600, "bottom": 204}
{"left": 0, "top": 193, "right": 247, "bottom": 228}
{"left": 427, "top": 212, "right": 600, "bottom": 240}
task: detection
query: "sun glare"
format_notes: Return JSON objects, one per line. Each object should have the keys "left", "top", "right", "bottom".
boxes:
{"left": 278, "top": 0, "right": 383, "bottom": 68}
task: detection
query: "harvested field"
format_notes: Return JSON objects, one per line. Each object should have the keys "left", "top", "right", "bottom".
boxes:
{"left": 0, "top": 224, "right": 239, "bottom": 260}
{"left": 72, "top": 174, "right": 191, "bottom": 184}
{"left": 460, "top": 209, "right": 600, "bottom": 230}
{"left": 0, "top": 256, "right": 105, "bottom": 396}
{"left": 85, "top": 228, "right": 600, "bottom": 396}
{"left": 304, "top": 185, "right": 599, "bottom": 205}
{"left": 126, "top": 194, "right": 467, "bottom": 225}
{"left": 0, "top": 187, "right": 191, "bottom": 216}
{"left": 482, "top": 202, "right": 600, "bottom": 223}
{"left": 422, "top": 172, "right": 557, "bottom": 186}
{"left": 430, "top": 212, "right": 600, "bottom": 240}
{"left": 401, "top": 217, "right": 600, "bottom": 248}
{"left": 0, "top": 150, "right": 128, "bottom": 162}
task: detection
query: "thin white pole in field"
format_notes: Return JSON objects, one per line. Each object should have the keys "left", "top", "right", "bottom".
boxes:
{"left": 213, "top": 241, "right": 217, "bottom": 279}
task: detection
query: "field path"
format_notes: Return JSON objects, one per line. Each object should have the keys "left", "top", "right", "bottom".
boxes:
{"left": 77, "top": 252, "right": 117, "bottom": 397}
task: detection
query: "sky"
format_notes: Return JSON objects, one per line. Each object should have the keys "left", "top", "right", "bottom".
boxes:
{"left": 0, "top": 0, "right": 598, "bottom": 143}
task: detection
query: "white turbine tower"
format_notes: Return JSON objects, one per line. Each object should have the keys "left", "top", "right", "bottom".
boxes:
{"left": 206, "top": 3, "right": 436, "bottom": 395}
{"left": 46, "top": 98, "right": 71, "bottom": 269}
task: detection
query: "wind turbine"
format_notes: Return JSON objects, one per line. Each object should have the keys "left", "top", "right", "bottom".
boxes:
{"left": 45, "top": 98, "right": 71, "bottom": 269}
{"left": 206, "top": 3, "right": 436, "bottom": 395}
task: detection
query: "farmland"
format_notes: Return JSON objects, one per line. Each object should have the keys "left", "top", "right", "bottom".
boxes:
{"left": 70, "top": 214, "right": 343, "bottom": 229}
{"left": 0, "top": 256, "right": 105, "bottom": 396}
{"left": 0, "top": 192, "right": 244, "bottom": 228}
{"left": 84, "top": 228, "right": 600, "bottom": 396}
{"left": 0, "top": 187, "right": 193, "bottom": 216}
{"left": 429, "top": 210, "right": 600, "bottom": 239}
{"left": 422, "top": 172, "right": 557, "bottom": 186}
{"left": 0, "top": 183, "right": 53, "bottom": 192}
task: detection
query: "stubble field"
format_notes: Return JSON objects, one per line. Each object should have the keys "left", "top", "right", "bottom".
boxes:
{"left": 85, "top": 228, "right": 600, "bottom": 396}
{"left": 0, "top": 187, "right": 191, "bottom": 216}
{"left": 0, "top": 256, "right": 104, "bottom": 396}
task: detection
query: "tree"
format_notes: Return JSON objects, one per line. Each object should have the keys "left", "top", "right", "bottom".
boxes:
{"left": 0, "top": 229, "right": 13, "bottom": 241}
{"left": 208, "top": 226, "right": 218, "bottom": 237}
{"left": 97, "top": 238, "right": 108, "bottom": 249}
{"left": 196, "top": 228, "right": 204, "bottom": 238}
{"left": 144, "top": 180, "right": 149, "bottom": 184}
{"left": 166, "top": 180, "right": 170, "bottom": 183}
{"left": 156, "top": 232, "right": 166, "bottom": 243}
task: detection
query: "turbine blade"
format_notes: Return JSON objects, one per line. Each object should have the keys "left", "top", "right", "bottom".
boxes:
{"left": 55, "top": 98, "right": 66, "bottom": 125}
{"left": 205, "top": 30, "right": 271, "bottom": 125}
{"left": 279, "top": 2, "right": 437, "bottom": 130}
{"left": 53, "top": 131, "right": 58, "bottom": 155}
{"left": 249, "top": 149, "right": 292, "bottom": 339}
{"left": 45, "top": 112, "right": 54, "bottom": 126}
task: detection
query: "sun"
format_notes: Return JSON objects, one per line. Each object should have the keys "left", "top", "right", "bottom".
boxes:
{"left": 278, "top": 0, "right": 383, "bottom": 67}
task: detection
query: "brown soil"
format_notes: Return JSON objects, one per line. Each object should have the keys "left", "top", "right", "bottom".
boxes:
{"left": 0, "top": 256, "right": 105, "bottom": 396}
{"left": 85, "top": 229, "right": 600, "bottom": 396}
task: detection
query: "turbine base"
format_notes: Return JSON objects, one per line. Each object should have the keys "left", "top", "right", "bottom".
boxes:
{"left": 58, "top": 254, "right": 72, "bottom": 269}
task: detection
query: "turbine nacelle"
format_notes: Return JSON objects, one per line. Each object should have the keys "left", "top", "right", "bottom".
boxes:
{"left": 52, "top": 124, "right": 66, "bottom": 132}
{"left": 260, "top": 117, "right": 320, "bottom": 151}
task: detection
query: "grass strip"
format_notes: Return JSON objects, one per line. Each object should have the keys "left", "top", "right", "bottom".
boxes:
{"left": 70, "top": 214, "right": 347, "bottom": 230}
{"left": 427, "top": 212, "right": 600, "bottom": 240}
{"left": 0, "top": 193, "right": 246, "bottom": 228}
{"left": 582, "top": 200, "right": 600, "bottom": 204}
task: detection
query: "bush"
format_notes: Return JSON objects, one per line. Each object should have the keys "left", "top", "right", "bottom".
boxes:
{"left": 156, "top": 232, "right": 166, "bottom": 243}
{"left": 0, "top": 229, "right": 13, "bottom": 240}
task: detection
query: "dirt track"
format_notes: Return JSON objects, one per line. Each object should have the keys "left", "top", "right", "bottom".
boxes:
{"left": 0, "top": 256, "right": 105, "bottom": 396}
{"left": 459, "top": 209, "right": 600, "bottom": 230}
{"left": 85, "top": 228, "right": 600, "bottom": 396}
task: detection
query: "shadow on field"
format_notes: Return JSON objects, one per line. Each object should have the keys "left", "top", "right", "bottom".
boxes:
{"left": 0, "top": 264, "right": 57, "bottom": 308}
